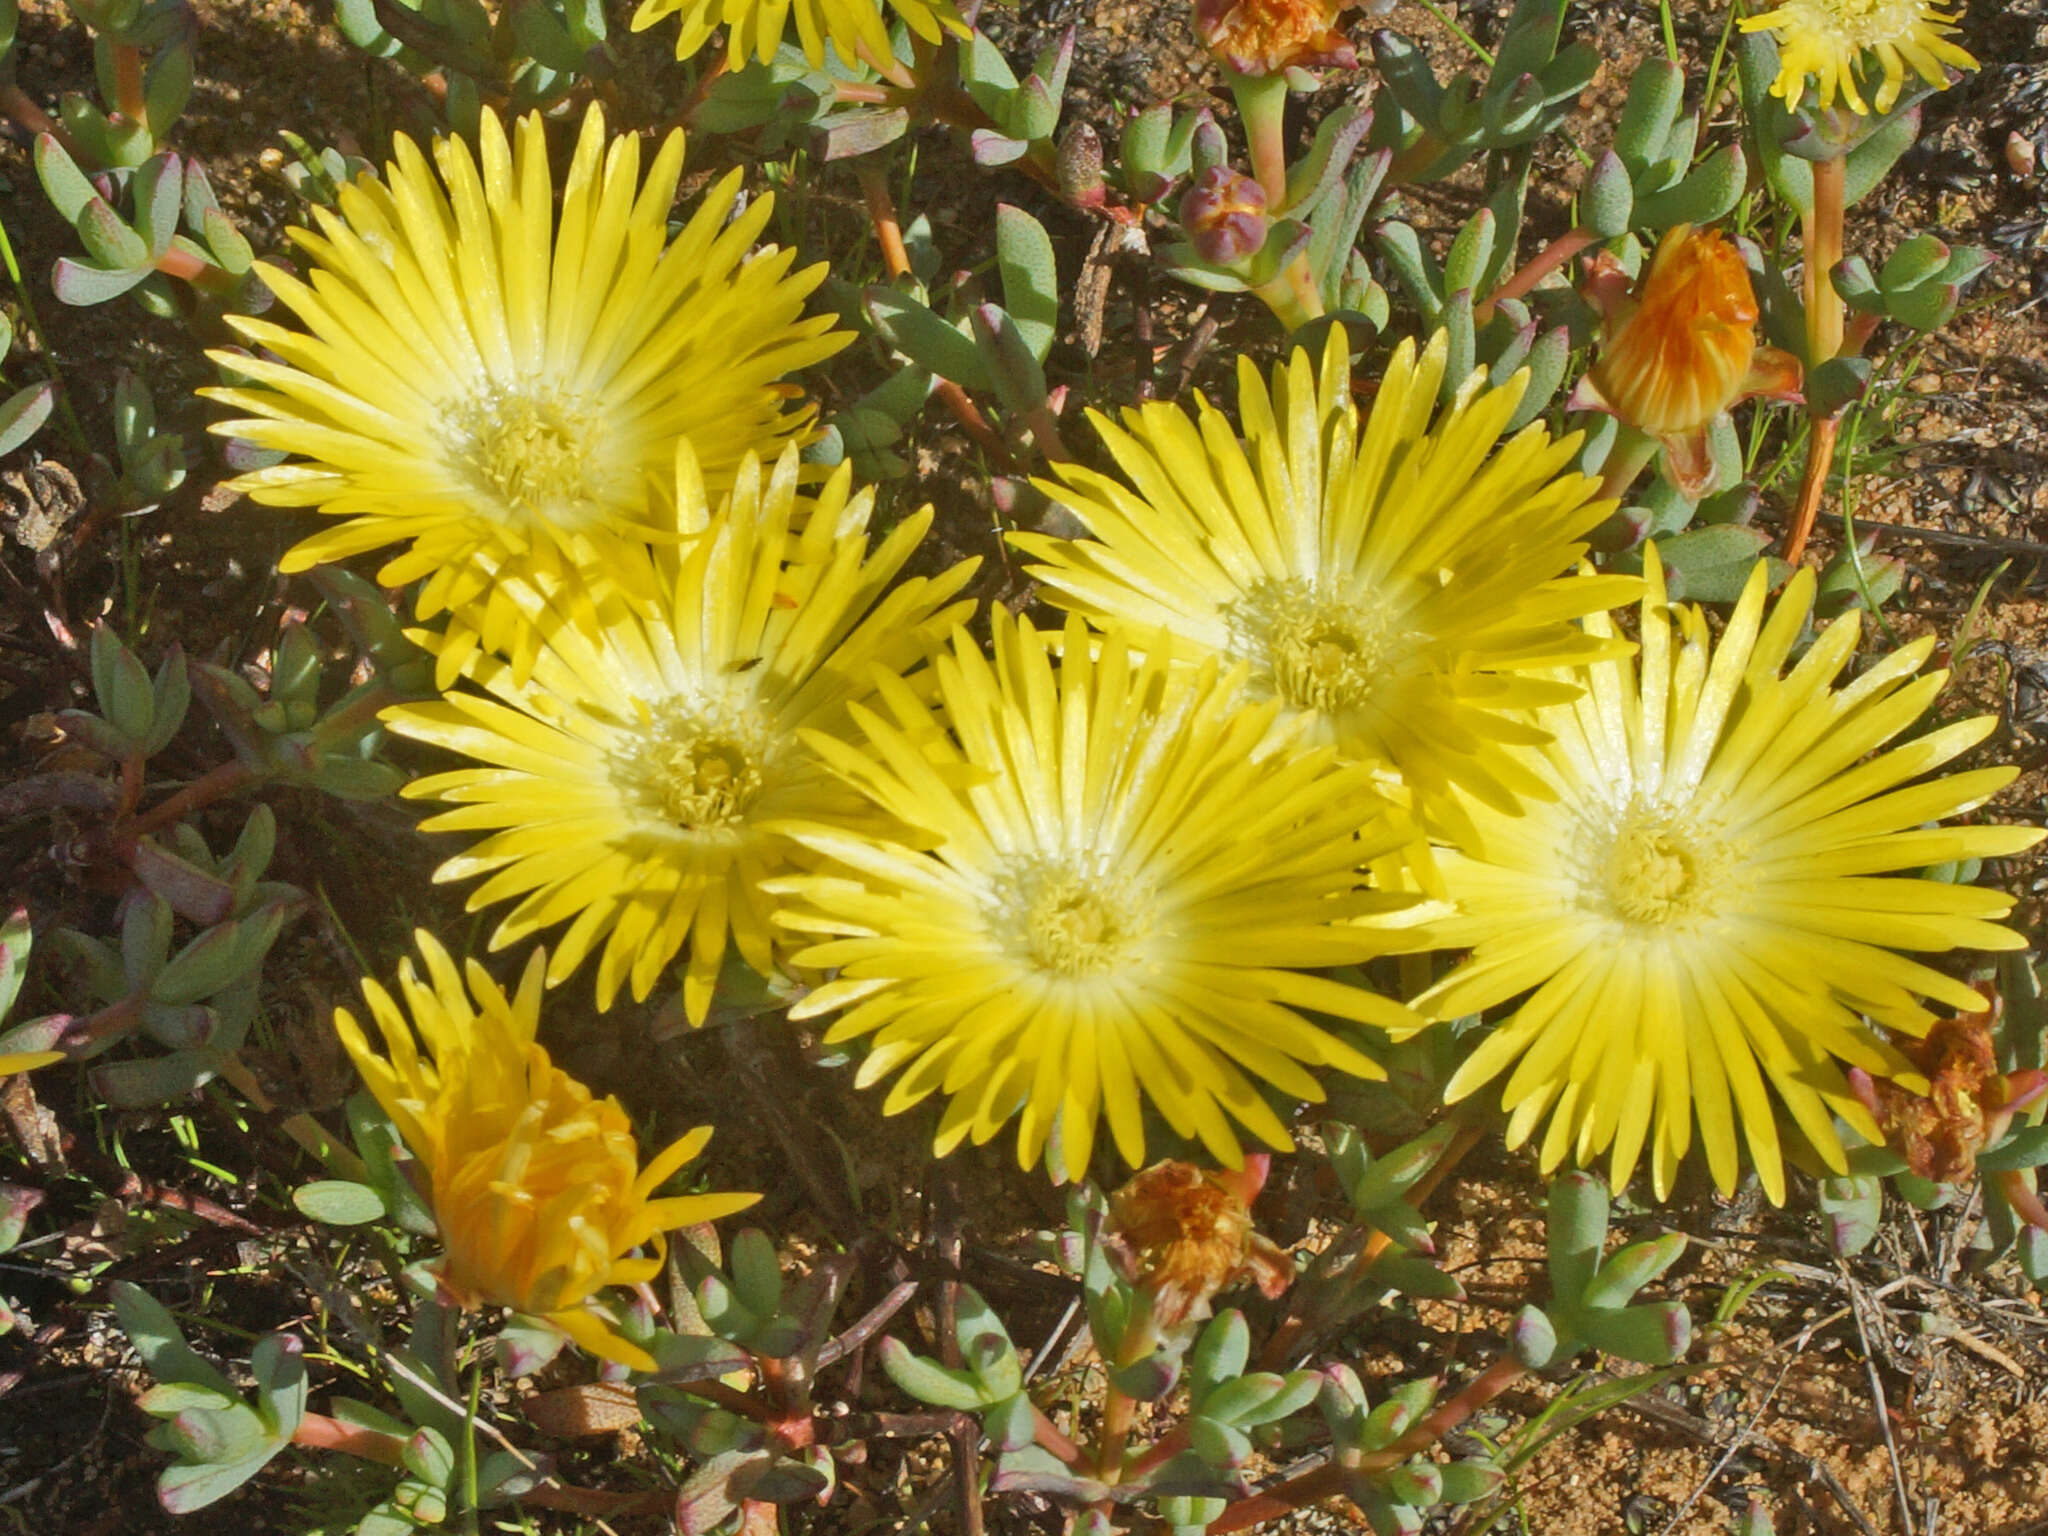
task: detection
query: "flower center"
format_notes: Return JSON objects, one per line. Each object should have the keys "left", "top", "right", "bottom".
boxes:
{"left": 1230, "top": 579, "right": 1406, "bottom": 717}
{"left": 1778, "top": 0, "right": 1935, "bottom": 45}
{"left": 1591, "top": 803, "right": 1740, "bottom": 929}
{"left": 440, "top": 383, "right": 615, "bottom": 531}
{"left": 613, "top": 700, "right": 777, "bottom": 835}
{"left": 994, "top": 860, "right": 1153, "bottom": 978}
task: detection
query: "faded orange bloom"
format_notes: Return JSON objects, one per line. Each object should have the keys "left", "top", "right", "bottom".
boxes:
{"left": 1193, "top": 0, "right": 1356, "bottom": 75}
{"left": 1575, "top": 225, "right": 1802, "bottom": 494}
{"left": 1106, "top": 1157, "right": 1293, "bottom": 1327}
{"left": 1851, "top": 992, "right": 2048, "bottom": 1184}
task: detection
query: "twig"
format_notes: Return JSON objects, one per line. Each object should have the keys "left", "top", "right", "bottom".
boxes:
{"left": 1655, "top": 1358, "right": 1795, "bottom": 1535}
{"left": 1838, "top": 1272, "right": 1914, "bottom": 1536}
{"left": 814, "top": 1279, "right": 918, "bottom": 1370}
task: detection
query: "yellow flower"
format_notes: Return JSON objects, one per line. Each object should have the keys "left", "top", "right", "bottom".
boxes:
{"left": 1411, "top": 552, "right": 2042, "bottom": 1203}
{"left": 334, "top": 931, "right": 756, "bottom": 1369}
{"left": 205, "top": 105, "right": 843, "bottom": 619}
{"left": 1741, "top": 0, "right": 1976, "bottom": 115}
{"left": 1575, "top": 225, "right": 1802, "bottom": 496}
{"left": 0, "top": 1050, "right": 61, "bottom": 1076}
{"left": 1016, "top": 329, "right": 1639, "bottom": 823}
{"left": 632, "top": 0, "right": 966, "bottom": 69}
{"left": 771, "top": 612, "right": 1421, "bottom": 1175}
{"left": 380, "top": 446, "right": 977, "bottom": 1022}
{"left": 1193, "top": 0, "right": 1357, "bottom": 75}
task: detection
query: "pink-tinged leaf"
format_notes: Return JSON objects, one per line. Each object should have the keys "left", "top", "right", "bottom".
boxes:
{"left": 0, "top": 382, "right": 54, "bottom": 459}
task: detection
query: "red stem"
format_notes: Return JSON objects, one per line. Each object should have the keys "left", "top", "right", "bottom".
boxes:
{"left": 1476, "top": 226, "right": 1597, "bottom": 326}
{"left": 112, "top": 43, "right": 146, "bottom": 123}
{"left": 123, "top": 760, "right": 256, "bottom": 843}
{"left": 1207, "top": 1356, "right": 1528, "bottom": 1534}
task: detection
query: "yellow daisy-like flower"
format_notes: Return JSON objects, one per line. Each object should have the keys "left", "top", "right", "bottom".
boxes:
{"left": 334, "top": 931, "right": 757, "bottom": 1370}
{"left": 1741, "top": 0, "right": 1977, "bottom": 115}
{"left": 1015, "top": 330, "right": 1640, "bottom": 822}
{"left": 771, "top": 612, "right": 1423, "bottom": 1175}
{"left": 1412, "top": 552, "right": 2042, "bottom": 1203}
{"left": 632, "top": 0, "right": 966, "bottom": 69}
{"left": 205, "top": 105, "right": 843, "bottom": 617}
{"left": 380, "top": 446, "right": 978, "bottom": 1022}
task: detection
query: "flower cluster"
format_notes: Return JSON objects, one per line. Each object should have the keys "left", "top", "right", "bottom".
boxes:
{"left": 217, "top": 77, "right": 2031, "bottom": 1349}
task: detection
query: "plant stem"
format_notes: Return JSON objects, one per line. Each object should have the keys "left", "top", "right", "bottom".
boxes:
{"left": 1251, "top": 255, "right": 1325, "bottom": 333}
{"left": 1477, "top": 226, "right": 1596, "bottom": 325}
{"left": 1092, "top": 1290, "right": 1160, "bottom": 1482}
{"left": 853, "top": 160, "right": 1015, "bottom": 467}
{"left": 112, "top": 43, "right": 147, "bottom": 123}
{"left": 1783, "top": 153, "right": 1846, "bottom": 565}
{"left": 123, "top": 760, "right": 257, "bottom": 842}
{"left": 1207, "top": 1355, "right": 1529, "bottom": 1533}
{"left": 1595, "top": 425, "right": 1661, "bottom": 506}
{"left": 1229, "top": 70, "right": 1292, "bottom": 207}
{"left": 1259, "top": 1120, "right": 1484, "bottom": 1371}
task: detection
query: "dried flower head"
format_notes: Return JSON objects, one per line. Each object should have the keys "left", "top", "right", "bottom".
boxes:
{"left": 334, "top": 932, "right": 757, "bottom": 1368}
{"left": 1193, "top": 0, "right": 1356, "bottom": 76}
{"left": 1107, "top": 1157, "right": 1292, "bottom": 1326}
{"left": 1575, "top": 226, "right": 1802, "bottom": 496}
{"left": 1851, "top": 993, "right": 2048, "bottom": 1184}
{"left": 1741, "top": 0, "right": 1976, "bottom": 115}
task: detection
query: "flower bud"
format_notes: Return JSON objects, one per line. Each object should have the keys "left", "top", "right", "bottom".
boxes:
{"left": 1192, "top": 0, "right": 1357, "bottom": 77}
{"left": 1178, "top": 166, "right": 1270, "bottom": 266}
{"left": 1056, "top": 122, "right": 1106, "bottom": 208}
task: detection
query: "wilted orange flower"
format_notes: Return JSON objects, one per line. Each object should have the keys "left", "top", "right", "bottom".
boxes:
{"left": 1106, "top": 1157, "right": 1293, "bottom": 1327}
{"left": 1574, "top": 225, "right": 1801, "bottom": 494}
{"left": 1193, "top": 0, "right": 1356, "bottom": 75}
{"left": 334, "top": 932, "right": 758, "bottom": 1369}
{"left": 1851, "top": 993, "right": 2047, "bottom": 1184}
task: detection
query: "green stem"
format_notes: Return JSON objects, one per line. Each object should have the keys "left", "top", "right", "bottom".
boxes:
{"left": 1229, "top": 69, "right": 1291, "bottom": 208}
{"left": 1251, "top": 254, "right": 1325, "bottom": 333}
{"left": 1594, "top": 424, "right": 1661, "bottom": 506}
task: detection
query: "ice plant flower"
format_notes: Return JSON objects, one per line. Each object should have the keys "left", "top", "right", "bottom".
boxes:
{"left": 1741, "top": 0, "right": 1976, "bottom": 115}
{"left": 1575, "top": 225, "right": 1802, "bottom": 497}
{"left": 1016, "top": 329, "right": 1639, "bottom": 822}
{"left": 770, "top": 612, "right": 1422, "bottom": 1175}
{"left": 1849, "top": 992, "right": 2047, "bottom": 1184}
{"left": 1193, "top": 0, "right": 1357, "bottom": 75}
{"left": 1106, "top": 1157, "right": 1292, "bottom": 1327}
{"left": 205, "top": 105, "right": 843, "bottom": 618}
{"left": 1411, "top": 552, "right": 2042, "bottom": 1203}
{"left": 333, "top": 932, "right": 757, "bottom": 1369}
{"left": 632, "top": 0, "right": 966, "bottom": 69}
{"left": 380, "top": 447, "right": 977, "bottom": 1022}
